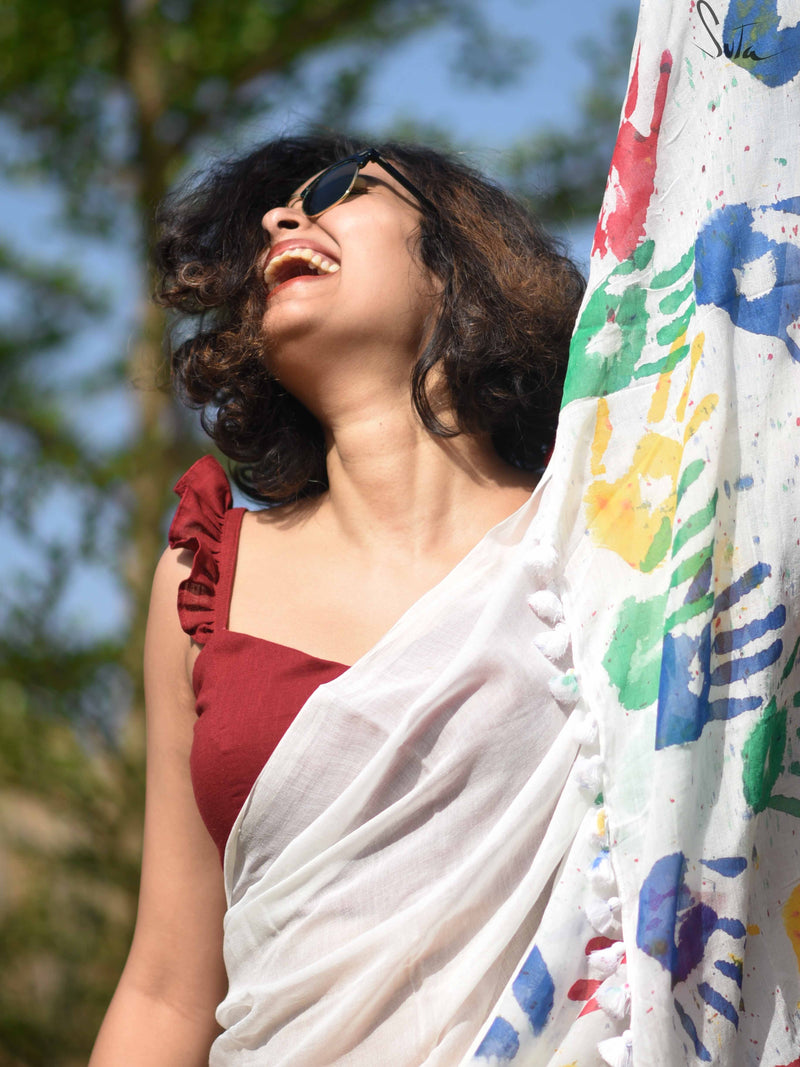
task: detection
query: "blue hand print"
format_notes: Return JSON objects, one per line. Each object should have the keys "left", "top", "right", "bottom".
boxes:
{"left": 637, "top": 852, "right": 748, "bottom": 1061}
{"left": 695, "top": 197, "right": 800, "bottom": 362}
{"left": 722, "top": 0, "right": 800, "bottom": 87}
{"left": 656, "top": 563, "right": 784, "bottom": 748}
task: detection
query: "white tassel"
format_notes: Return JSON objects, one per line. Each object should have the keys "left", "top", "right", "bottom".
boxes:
{"left": 591, "top": 806, "right": 609, "bottom": 846}
{"left": 596, "top": 980, "right": 631, "bottom": 1021}
{"left": 588, "top": 851, "right": 616, "bottom": 895}
{"left": 532, "top": 623, "right": 571, "bottom": 661}
{"left": 527, "top": 589, "right": 564, "bottom": 625}
{"left": 587, "top": 941, "right": 626, "bottom": 978}
{"left": 570, "top": 706, "right": 598, "bottom": 743}
{"left": 598, "top": 1030, "right": 633, "bottom": 1067}
{"left": 550, "top": 668, "right": 580, "bottom": 708}
{"left": 575, "top": 754, "right": 604, "bottom": 794}
{"left": 585, "top": 895, "right": 622, "bottom": 937}
{"left": 526, "top": 541, "right": 559, "bottom": 581}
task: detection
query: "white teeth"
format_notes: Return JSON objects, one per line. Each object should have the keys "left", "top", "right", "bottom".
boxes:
{"left": 264, "top": 247, "right": 340, "bottom": 291}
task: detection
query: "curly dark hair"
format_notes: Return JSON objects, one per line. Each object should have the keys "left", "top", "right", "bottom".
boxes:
{"left": 155, "top": 132, "right": 585, "bottom": 502}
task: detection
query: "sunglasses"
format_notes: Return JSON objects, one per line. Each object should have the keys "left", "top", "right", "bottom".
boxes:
{"left": 293, "top": 147, "right": 436, "bottom": 218}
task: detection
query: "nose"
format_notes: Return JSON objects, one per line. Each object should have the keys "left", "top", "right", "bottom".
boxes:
{"left": 261, "top": 204, "right": 310, "bottom": 241}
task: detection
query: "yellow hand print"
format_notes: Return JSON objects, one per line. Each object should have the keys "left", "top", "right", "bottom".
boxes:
{"left": 584, "top": 332, "right": 717, "bottom": 572}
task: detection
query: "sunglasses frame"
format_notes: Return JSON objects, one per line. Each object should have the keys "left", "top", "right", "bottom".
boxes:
{"left": 296, "top": 147, "right": 436, "bottom": 219}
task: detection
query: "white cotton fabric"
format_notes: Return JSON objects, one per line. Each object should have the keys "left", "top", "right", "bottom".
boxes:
{"left": 211, "top": 485, "right": 590, "bottom": 1065}
{"left": 464, "top": 0, "right": 800, "bottom": 1062}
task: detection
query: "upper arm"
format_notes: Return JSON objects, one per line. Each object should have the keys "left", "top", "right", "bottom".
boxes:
{"left": 123, "top": 545, "right": 228, "bottom": 1016}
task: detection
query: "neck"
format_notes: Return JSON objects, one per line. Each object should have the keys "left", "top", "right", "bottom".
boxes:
{"left": 319, "top": 391, "right": 536, "bottom": 559}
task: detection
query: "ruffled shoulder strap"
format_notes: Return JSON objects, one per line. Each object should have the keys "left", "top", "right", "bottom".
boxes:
{"left": 169, "top": 455, "right": 236, "bottom": 644}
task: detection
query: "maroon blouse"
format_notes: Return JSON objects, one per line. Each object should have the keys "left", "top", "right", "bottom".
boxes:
{"left": 169, "top": 456, "right": 349, "bottom": 862}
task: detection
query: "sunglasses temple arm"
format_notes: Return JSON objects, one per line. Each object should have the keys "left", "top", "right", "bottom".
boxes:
{"left": 373, "top": 156, "right": 437, "bottom": 217}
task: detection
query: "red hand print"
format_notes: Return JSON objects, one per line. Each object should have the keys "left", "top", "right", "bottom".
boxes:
{"left": 593, "top": 47, "right": 673, "bottom": 261}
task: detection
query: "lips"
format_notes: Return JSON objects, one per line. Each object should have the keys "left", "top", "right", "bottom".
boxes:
{"left": 264, "top": 241, "right": 340, "bottom": 297}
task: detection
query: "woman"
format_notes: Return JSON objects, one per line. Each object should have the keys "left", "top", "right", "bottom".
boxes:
{"left": 89, "top": 134, "right": 586, "bottom": 1065}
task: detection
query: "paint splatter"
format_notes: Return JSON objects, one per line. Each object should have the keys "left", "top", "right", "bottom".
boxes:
{"left": 471, "top": 1, "right": 800, "bottom": 1060}
{"left": 701, "top": 857, "right": 748, "bottom": 877}
{"left": 567, "top": 978, "right": 603, "bottom": 1018}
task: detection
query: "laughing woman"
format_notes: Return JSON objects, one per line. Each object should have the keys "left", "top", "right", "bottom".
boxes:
{"left": 89, "top": 135, "right": 585, "bottom": 1066}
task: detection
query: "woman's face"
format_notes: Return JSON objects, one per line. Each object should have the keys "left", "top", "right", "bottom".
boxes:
{"left": 258, "top": 161, "right": 441, "bottom": 403}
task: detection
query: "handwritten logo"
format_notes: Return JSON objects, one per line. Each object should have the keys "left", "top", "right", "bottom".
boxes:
{"left": 695, "top": 0, "right": 770, "bottom": 61}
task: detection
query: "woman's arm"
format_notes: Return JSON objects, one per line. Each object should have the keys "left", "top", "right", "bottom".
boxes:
{"left": 89, "top": 547, "right": 228, "bottom": 1067}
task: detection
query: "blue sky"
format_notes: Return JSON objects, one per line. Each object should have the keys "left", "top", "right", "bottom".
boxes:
{"left": 5, "top": 0, "right": 639, "bottom": 640}
{"left": 363, "top": 0, "right": 634, "bottom": 156}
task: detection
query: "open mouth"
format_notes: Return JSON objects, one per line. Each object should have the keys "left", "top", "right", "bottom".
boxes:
{"left": 264, "top": 247, "right": 340, "bottom": 295}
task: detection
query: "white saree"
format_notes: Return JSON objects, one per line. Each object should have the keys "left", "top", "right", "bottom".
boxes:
{"left": 211, "top": 0, "right": 800, "bottom": 1063}
{"left": 212, "top": 485, "right": 594, "bottom": 1064}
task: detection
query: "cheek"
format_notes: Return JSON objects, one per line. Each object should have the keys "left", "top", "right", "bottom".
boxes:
{"left": 378, "top": 235, "right": 439, "bottom": 313}
{"left": 404, "top": 263, "right": 443, "bottom": 332}
{"left": 364, "top": 264, "right": 438, "bottom": 332}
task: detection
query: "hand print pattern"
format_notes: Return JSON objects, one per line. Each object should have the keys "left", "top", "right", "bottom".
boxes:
{"left": 468, "top": 0, "right": 800, "bottom": 1063}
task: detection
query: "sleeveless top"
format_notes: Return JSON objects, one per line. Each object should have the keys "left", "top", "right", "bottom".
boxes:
{"left": 168, "top": 455, "right": 349, "bottom": 862}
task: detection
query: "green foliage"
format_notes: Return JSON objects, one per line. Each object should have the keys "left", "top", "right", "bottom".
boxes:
{"left": 0, "top": 0, "right": 503, "bottom": 228}
{"left": 0, "top": 240, "right": 108, "bottom": 525}
{"left": 0, "top": 677, "right": 140, "bottom": 1067}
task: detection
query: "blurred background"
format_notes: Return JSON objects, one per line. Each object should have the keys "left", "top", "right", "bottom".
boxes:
{"left": 0, "top": 0, "right": 637, "bottom": 1062}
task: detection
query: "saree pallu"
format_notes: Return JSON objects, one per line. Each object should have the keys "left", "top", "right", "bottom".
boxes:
{"left": 212, "top": 489, "right": 595, "bottom": 1064}
{"left": 213, "top": 0, "right": 800, "bottom": 1063}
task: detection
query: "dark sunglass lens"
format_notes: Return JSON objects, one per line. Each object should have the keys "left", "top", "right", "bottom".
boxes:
{"left": 302, "top": 160, "right": 358, "bottom": 216}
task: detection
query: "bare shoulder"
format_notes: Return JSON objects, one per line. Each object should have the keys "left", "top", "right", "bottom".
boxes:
{"left": 239, "top": 494, "right": 326, "bottom": 563}
{"left": 151, "top": 543, "right": 193, "bottom": 600}
{"left": 92, "top": 540, "right": 227, "bottom": 1060}
{"left": 146, "top": 545, "right": 196, "bottom": 691}
{"left": 228, "top": 494, "right": 351, "bottom": 654}
{"left": 246, "top": 493, "right": 324, "bottom": 533}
